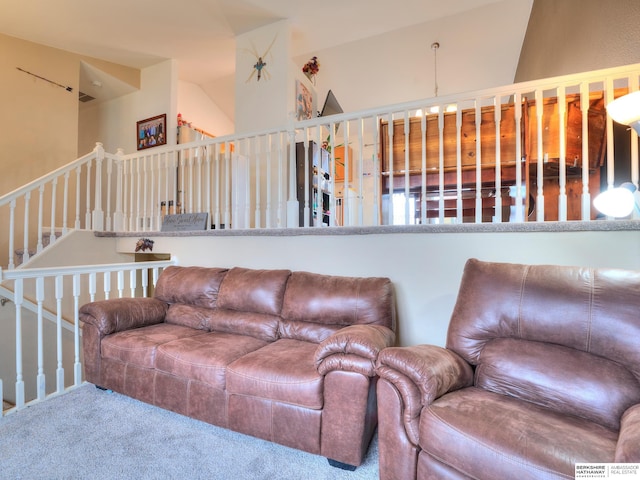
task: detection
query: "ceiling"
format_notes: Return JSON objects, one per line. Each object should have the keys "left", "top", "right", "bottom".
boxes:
{"left": 1, "top": 0, "right": 506, "bottom": 118}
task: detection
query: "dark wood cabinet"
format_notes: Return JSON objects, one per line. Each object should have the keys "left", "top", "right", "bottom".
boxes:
{"left": 296, "top": 141, "right": 332, "bottom": 227}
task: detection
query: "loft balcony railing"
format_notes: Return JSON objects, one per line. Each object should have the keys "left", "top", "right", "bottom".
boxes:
{"left": 0, "top": 258, "right": 175, "bottom": 414}
{"left": 1, "top": 63, "right": 639, "bottom": 269}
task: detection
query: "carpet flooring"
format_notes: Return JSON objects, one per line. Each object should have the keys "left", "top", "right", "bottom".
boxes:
{"left": 0, "top": 384, "right": 379, "bottom": 480}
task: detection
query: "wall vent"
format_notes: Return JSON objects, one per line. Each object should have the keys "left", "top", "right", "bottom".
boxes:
{"left": 78, "top": 91, "right": 95, "bottom": 102}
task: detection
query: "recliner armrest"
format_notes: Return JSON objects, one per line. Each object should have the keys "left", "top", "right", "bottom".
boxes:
{"left": 79, "top": 297, "right": 168, "bottom": 336}
{"left": 615, "top": 404, "right": 640, "bottom": 462}
{"left": 315, "top": 324, "right": 396, "bottom": 376}
{"left": 376, "top": 344, "right": 473, "bottom": 406}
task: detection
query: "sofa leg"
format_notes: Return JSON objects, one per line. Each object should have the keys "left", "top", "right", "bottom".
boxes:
{"left": 94, "top": 385, "right": 112, "bottom": 393}
{"left": 327, "top": 459, "right": 357, "bottom": 471}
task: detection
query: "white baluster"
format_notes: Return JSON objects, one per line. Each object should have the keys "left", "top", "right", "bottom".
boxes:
{"left": 196, "top": 148, "right": 203, "bottom": 215}
{"left": 103, "top": 271, "right": 111, "bottom": 300}
{"left": 36, "top": 276, "right": 45, "bottom": 401}
{"left": 142, "top": 267, "right": 149, "bottom": 297}
{"left": 303, "top": 131, "right": 310, "bottom": 227}
{"left": 75, "top": 166, "right": 82, "bottom": 229}
{"left": 438, "top": 108, "right": 445, "bottom": 224}
{"left": 105, "top": 153, "right": 113, "bottom": 231}
{"left": 254, "top": 136, "right": 261, "bottom": 228}
{"left": 129, "top": 269, "right": 137, "bottom": 298}
{"left": 92, "top": 142, "right": 105, "bottom": 231}
{"left": 558, "top": 87, "right": 567, "bottom": 221}
{"left": 605, "top": 79, "right": 617, "bottom": 199}
{"left": 387, "top": 112, "right": 394, "bottom": 225}
{"left": 8, "top": 199, "right": 16, "bottom": 269}
{"left": 22, "top": 192, "right": 31, "bottom": 264}
{"left": 14, "top": 278, "right": 24, "bottom": 408}
{"left": 62, "top": 171, "right": 70, "bottom": 234}
{"left": 421, "top": 109, "right": 428, "bottom": 225}
{"left": 580, "top": 82, "right": 592, "bottom": 220}
{"left": 357, "top": 118, "right": 364, "bottom": 226}
{"left": 372, "top": 116, "right": 380, "bottom": 226}
{"left": 286, "top": 129, "right": 299, "bottom": 228}
{"left": 403, "top": 111, "right": 411, "bottom": 225}
{"left": 456, "top": 106, "right": 463, "bottom": 223}
{"left": 89, "top": 272, "right": 96, "bottom": 302}
{"left": 514, "top": 92, "right": 524, "bottom": 223}
{"left": 142, "top": 155, "right": 149, "bottom": 230}
{"left": 213, "top": 143, "right": 220, "bottom": 230}
{"left": 493, "top": 96, "right": 503, "bottom": 223}
{"left": 205, "top": 147, "right": 212, "bottom": 230}
{"left": 117, "top": 269, "right": 125, "bottom": 298}
{"left": 224, "top": 141, "right": 231, "bottom": 228}
{"left": 85, "top": 158, "right": 93, "bottom": 229}
{"left": 73, "top": 273, "right": 81, "bottom": 386}
{"left": 535, "top": 89, "right": 545, "bottom": 221}
{"left": 50, "top": 178, "right": 58, "bottom": 244}
{"left": 266, "top": 134, "right": 272, "bottom": 228}
{"left": 55, "top": 275, "right": 64, "bottom": 393}
{"left": 475, "top": 98, "right": 483, "bottom": 224}
{"left": 277, "top": 133, "right": 285, "bottom": 228}
{"left": 37, "top": 185, "right": 44, "bottom": 253}
{"left": 113, "top": 150, "right": 124, "bottom": 231}
{"left": 136, "top": 157, "right": 142, "bottom": 230}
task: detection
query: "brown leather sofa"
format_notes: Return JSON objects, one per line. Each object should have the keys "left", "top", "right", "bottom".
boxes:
{"left": 376, "top": 258, "right": 640, "bottom": 479}
{"left": 80, "top": 266, "right": 395, "bottom": 469}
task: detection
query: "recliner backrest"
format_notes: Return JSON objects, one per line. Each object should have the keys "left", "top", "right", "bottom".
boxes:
{"left": 446, "top": 258, "right": 640, "bottom": 430}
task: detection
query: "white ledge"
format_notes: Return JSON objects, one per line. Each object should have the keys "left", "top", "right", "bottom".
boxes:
{"left": 95, "top": 220, "right": 640, "bottom": 238}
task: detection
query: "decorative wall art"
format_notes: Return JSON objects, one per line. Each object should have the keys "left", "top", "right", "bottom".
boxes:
{"left": 137, "top": 114, "right": 167, "bottom": 150}
{"left": 296, "top": 80, "right": 314, "bottom": 121}
{"left": 244, "top": 35, "right": 278, "bottom": 82}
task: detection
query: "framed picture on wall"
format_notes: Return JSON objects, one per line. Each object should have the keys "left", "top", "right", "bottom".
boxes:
{"left": 137, "top": 114, "right": 167, "bottom": 150}
{"left": 296, "top": 80, "right": 315, "bottom": 121}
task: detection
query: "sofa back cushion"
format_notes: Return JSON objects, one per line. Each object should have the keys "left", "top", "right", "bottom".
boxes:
{"left": 447, "top": 258, "right": 640, "bottom": 429}
{"left": 217, "top": 267, "right": 291, "bottom": 316}
{"left": 280, "top": 271, "right": 395, "bottom": 342}
{"left": 154, "top": 266, "right": 228, "bottom": 309}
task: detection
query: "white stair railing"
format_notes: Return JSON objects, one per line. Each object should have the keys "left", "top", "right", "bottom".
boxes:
{"left": 0, "top": 257, "right": 176, "bottom": 416}
{"left": 2, "top": 63, "right": 639, "bottom": 272}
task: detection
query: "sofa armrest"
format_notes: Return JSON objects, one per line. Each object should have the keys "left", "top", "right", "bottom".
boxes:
{"left": 79, "top": 297, "right": 168, "bottom": 336}
{"left": 615, "top": 404, "right": 640, "bottom": 462}
{"left": 315, "top": 324, "right": 396, "bottom": 376}
{"left": 376, "top": 344, "right": 473, "bottom": 406}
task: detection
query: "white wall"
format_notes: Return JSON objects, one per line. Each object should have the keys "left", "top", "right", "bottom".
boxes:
{"left": 294, "top": 0, "right": 533, "bottom": 114}
{"left": 235, "top": 20, "right": 292, "bottom": 133}
{"left": 80, "top": 60, "right": 178, "bottom": 154}
{"left": 177, "top": 81, "right": 234, "bottom": 137}
{"left": 114, "top": 227, "right": 640, "bottom": 348}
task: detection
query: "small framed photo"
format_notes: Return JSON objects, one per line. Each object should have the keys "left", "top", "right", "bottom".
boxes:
{"left": 137, "top": 114, "right": 167, "bottom": 150}
{"left": 296, "top": 80, "right": 315, "bottom": 121}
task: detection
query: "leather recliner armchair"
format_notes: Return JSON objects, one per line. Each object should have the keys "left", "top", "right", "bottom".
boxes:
{"left": 376, "top": 258, "right": 640, "bottom": 479}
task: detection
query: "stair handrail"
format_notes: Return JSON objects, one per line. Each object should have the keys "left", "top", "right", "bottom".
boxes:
{"left": 0, "top": 145, "right": 100, "bottom": 208}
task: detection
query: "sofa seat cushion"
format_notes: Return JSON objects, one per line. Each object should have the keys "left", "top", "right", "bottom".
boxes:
{"left": 420, "top": 387, "right": 618, "bottom": 479}
{"left": 226, "top": 339, "right": 323, "bottom": 409}
{"left": 101, "top": 323, "right": 205, "bottom": 368}
{"left": 154, "top": 332, "right": 269, "bottom": 389}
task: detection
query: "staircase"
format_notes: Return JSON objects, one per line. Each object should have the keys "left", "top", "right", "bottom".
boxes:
{"left": 14, "top": 231, "right": 63, "bottom": 267}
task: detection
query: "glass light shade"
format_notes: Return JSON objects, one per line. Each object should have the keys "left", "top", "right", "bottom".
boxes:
{"left": 593, "top": 187, "right": 636, "bottom": 217}
{"left": 606, "top": 91, "right": 640, "bottom": 135}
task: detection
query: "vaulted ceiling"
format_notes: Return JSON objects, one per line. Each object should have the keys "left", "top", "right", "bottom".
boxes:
{"left": 0, "top": 0, "right": 514, "bottom": 117}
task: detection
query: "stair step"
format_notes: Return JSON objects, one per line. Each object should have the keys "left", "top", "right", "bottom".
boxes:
{"left": 14, "top": 231, "right": 64, "bottom": 266}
